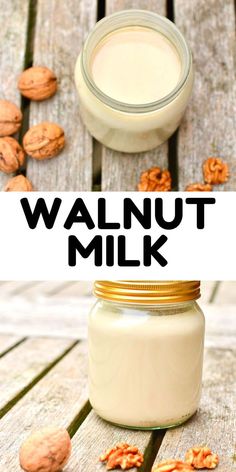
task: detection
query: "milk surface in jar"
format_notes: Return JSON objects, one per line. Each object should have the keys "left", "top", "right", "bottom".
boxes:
{"left": 75, "top": 10, "right": 193, "bottom": 153}
{"left": 88, "top": 281, "right": 205, "bottom": 429}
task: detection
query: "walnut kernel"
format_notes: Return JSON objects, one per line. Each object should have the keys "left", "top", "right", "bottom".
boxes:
{"left": 138, "top": 166, "right": 172, "bottom": 191}
{"left": 0, "top": 99, "right": 22, "bottom": 136}
{"left": 19, "top": 427, "right": 71, "bottom": 472}
{"left": 18, "top": 66, "right": 58, "bottom": 101}
{"left": 152, "top": 460, "right": 194, "bottom": 472}
{"left": 203, "top": 157, "right": 229, "bottom": 185}
{"left": 99, "top": 443, "right": 144, "bottom": 470}
{"left": 4, "top": 175, "right": 33, "bottom": 191}
{"left": 185, "top": 183, "right": 212, "bottom": 192}
{"left": 0, "top": 137, "right": 25, "bottom": 173}
{"left": 185, "top": 446, "right": 219, "bottom": 469}
{"left": 23, "top": 122, "right": 65, "bottom": 159}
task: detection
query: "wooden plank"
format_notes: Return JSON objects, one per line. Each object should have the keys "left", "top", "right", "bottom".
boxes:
{"left": 0, "top": 334, "right": 24, "bottom": 357}
{"left": 153, "top": 347, "right": 236, "bottom": 471}
{"left": 0, "top": 297, "right": 93, "bottom": 339}
{"left": 200, "top": 281, "right": 218, "bottom": 304}
{"left": 203, "top": 304, "right": 236, "bottom": 349}
{"left": 0, "top": 0, "right": 29, "bottom": 188}
{"left": 175, "top": 0, "right": 236, "bottom": 190}
{"left": 211, "top": 281, "right": 236, "bottom": 304}
{"left": 26, "top": 0, "right": 97, "bottom": 190}
{"left": 0, "top": 281, "right": 43, "bottom": 297}
{"left": 0, "top": 337, "right": 74, "bottom": 415}
{"left": 0, "top": 342, "right": 88, "bottom": 469}
{"left": 102, "top": 0, "right": 168, "bottom": 191}
{"left": 0, "top": 281, "right": 93, "bottom": 299}
{"left": 65, "top": 410, "right": 151, "bottom": 472}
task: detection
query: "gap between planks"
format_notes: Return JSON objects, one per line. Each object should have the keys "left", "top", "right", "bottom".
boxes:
{"left": 0, "top": 338, "right": 78, "bottom": 420}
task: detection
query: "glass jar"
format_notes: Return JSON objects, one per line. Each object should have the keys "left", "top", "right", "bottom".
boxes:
{"left": 75, "top": 10, "right": 193, "bottom": 153}
{"left": 88, "top": 281, "right": 205, "bottom": 430}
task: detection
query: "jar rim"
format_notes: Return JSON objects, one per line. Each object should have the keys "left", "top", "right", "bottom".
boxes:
{"left": 94, "top": 281, "right": 201, "bottom": 304}
{"left": 81, "top": 9, "right": 192, "bottom": 113}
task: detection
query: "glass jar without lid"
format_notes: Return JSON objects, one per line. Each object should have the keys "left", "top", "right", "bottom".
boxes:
{"left": 89, "top": 281, "right": 205, "bottom": 430}
{"left": 75, "top": 10, "right": 193, "bottom": 153}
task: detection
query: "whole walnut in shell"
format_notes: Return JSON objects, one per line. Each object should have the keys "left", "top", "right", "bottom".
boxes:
{"left": 18, "top": 66, "right": 58, "bottom": 101}
{"left": 0, "top": 137, "right": 25, "bottom": 173}
{"left": 0, "top": 99, "right": 22, "bottom": 136}
{"left": 4, "top": 175, "right": 33, "bottom": 191}
{"left": 23, "top": 122, "right": 65, "bottom": 159}
{"left": 19, "top": 427, "right": 71, "bottom": 472}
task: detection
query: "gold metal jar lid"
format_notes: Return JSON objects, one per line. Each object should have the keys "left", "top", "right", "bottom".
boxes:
{"left": 94, "top": 281, "right": 200, "bottom": 304}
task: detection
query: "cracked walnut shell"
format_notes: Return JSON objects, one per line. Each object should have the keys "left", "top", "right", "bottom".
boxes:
{"left": 185, "top": 183, "right": 212, "bottom": 192}
{"left": 152, "top": 460, "right": 194, "bottom": 472}
{"left": 99, "top": 443, "right": 144, "bottom": 470}
{"left": 203, "top": 157, "right": 229, "bottom": 185}
{"left": 0, "top": 99, "right": 22, "bottom": 137}
{"left": 4, "top": 175, "right": 33, "bottom": 191}
{"left": 19, "top": 427, "right": 71, "bottom": 472}
{"left": 185, "top": 446, "right": 219, "bottom": 469}
{"left": 18, "top": 66, "right": 58, "bottom": 101}
{"left": 23, "top": 122, "right": 65, "bottom": 159}
{"left": 0, "top": 137, "right": 25, "bottom": 173}
{"left": 138, "top": 166, "right": 172, "bottom": 191}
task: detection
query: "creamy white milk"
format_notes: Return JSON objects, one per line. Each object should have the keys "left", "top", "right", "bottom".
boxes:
{"left": 90, "top": 27, "right": 181, "bottom": 104}
{"left": 88, "top": 301, "right": 205, "bottom": 428}
{"left": 75, "top": 11, "right": 193, "bottom": 152}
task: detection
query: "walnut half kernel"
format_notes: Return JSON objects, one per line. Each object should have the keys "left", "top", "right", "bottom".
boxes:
{"left": 23, "top": 122, "right": 65, "bottom": 160}
{"left": 185, "top": 446, "right": 219, "bottom": 469}
{"left": 152, "top": 460, "right": 194, "bottom": 471}
{"left": 138, "top": 166, "right": 172, "bottom": 191}
{"left": 99, "top": 443, "right": 144, "bottom": 470}
{"left": 203, "top": 157, "right": 229, "bottom": 185}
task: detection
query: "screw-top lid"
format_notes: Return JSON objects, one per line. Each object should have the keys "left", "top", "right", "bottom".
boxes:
{"left": 94, "top": 281, "right": 200, "bottom": 304}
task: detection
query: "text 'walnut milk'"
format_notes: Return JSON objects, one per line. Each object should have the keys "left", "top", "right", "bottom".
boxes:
{"left": 75, "top": 10, "right": 193, "bottom": 153}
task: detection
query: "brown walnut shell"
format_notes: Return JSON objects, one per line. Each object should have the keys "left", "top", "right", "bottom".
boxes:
{"left": 18, "top": 66, "right": 58, "bottom": 101}
{"left": 23, "top": 122, "right": 65, "bottom": 159}
{"left": 0, "top": 137, "right": 25, "bottom": 173}
{"left": 0, "top": 99, "right": 22, "bottom": 136}
{"left": 4, "top": 175, "right": 33, "bottom": 191}
{"left": 19, "top": 427, "right": 71, "bottom": 472}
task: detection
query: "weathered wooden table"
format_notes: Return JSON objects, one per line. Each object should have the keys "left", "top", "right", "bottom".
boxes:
{"left": 0, "top": 281, "right": 235, "bottom": 471}
{"left": 0, "top": 0, "right": 235, "bottom": 191}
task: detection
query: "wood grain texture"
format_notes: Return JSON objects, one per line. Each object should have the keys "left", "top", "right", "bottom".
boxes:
{"left": 0, "top": 296, "right": 92, "bottom": 339}
{"left": 102, "top": 0, "right": 168, "bottom": 191}
{"left": 0, "top": 342, "right": 88, "bottom": 470}
{"left": 203, "top": 304, "right": 236, "bottom": 349}
{"left": 153, "top": 347, "right": 236, "bottom": 471}
{"left": 175, "top": 0, "right": 236, "bottom": 190}
{"left": 26, "top": 0, "right": 97, "bottom": 190}
{"left": 0, "top": 0, "right": 29, "bottom": 188}
{"left": 0, "top": 335, "right": 24, "bottom": 357}
{"left": 200, "top": 281, "right": 217, "bottom": 304}
{"left": 0, "top": 337, "right": 74, "bottom": 415}
{"left": 65, "top": 410, "right": 151, "bottom": 472}
{"left": 212, "top": 281, "right": 236, "bottom": 304}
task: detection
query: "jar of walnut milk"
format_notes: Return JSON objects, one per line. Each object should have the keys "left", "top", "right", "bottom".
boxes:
{"left": 88, "top": 281, "right": 205, "bottom": 429}
{"left": 75, "top": 10, "right": 193, "bottom": 153}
